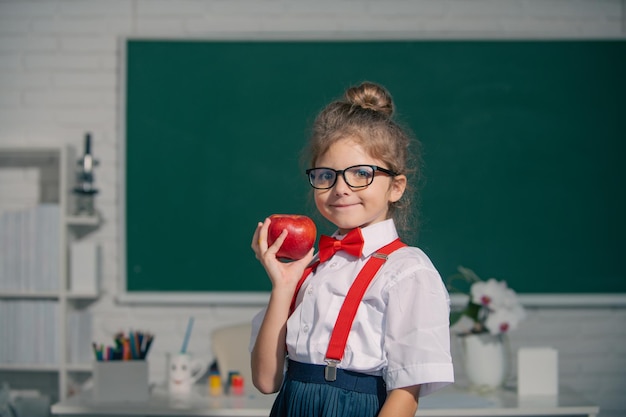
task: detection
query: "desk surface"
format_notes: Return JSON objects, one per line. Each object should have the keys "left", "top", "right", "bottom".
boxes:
{"left": 51, "top": 384, "right": 600, "bottom": 417}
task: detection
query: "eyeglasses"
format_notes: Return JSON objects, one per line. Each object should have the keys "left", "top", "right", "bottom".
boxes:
{"left": 306, "top": 164, "right": 398, "bottom": 190}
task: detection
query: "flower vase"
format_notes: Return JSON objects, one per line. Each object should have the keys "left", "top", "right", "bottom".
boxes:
{"left": 460, "top": 333, "right": 510, "bottom": 390}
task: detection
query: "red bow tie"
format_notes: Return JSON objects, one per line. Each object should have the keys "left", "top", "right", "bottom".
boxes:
{"left": 318, "top": 228, "right": 364, "bottom": 263}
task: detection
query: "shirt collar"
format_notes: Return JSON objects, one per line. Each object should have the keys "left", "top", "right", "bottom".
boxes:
{"left": 331, "top": 219, "right": 399, "bottom": 259}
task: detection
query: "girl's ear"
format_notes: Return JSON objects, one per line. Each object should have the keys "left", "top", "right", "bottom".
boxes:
{"left": 389, "top": 174, "right": 407, "bottom": 203}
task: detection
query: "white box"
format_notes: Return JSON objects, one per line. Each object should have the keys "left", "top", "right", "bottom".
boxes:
{"left": 69, "top": 241, "right": 99, "bottom": 294}
{"left": 93, "top": 360, "right": 149, "bottom": 403}
{"left": 517, "top": 347, "right": 558, "bottom": 396}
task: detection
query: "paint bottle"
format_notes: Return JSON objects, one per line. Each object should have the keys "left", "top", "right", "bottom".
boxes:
{"left": 208, "top": 372, "right": 222, "bottom": 397}
{"left": 230, "top": 373, "right": 244, "bottom": 396}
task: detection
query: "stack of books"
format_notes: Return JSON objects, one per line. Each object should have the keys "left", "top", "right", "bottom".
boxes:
{"left": 0, "top": 204, "right": 60, "bottom": 292}
{"left": 0, "top": 300, "right": 59, "bottom": 364}
{"left": 0, "top": 203, "right": 61, "bottom": 365}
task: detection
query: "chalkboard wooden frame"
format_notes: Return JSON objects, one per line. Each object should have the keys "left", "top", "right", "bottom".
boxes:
{"left": 118, "top": 37, "right": 626, "bottom": 306}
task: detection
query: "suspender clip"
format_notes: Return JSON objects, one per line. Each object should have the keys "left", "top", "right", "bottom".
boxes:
{"left": 324, "top": 359, "right": 340, "bottom": 381}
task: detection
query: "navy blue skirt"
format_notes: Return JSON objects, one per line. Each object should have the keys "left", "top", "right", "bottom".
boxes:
{"left": 269, "top": 360, "right": 387, "bottom": 417}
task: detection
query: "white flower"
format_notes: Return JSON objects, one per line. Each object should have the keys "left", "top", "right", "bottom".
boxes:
{"left": 450, "top": 266, "right": 526, "bottom": 336}
{"left": 499, "top": 284, "right": 522, "bottom": 310}
{"left": 484, "top": 304, "right": 526, "bottom": 335}
{"left": 470, "top": 278, "right": 508, "bottom": 309}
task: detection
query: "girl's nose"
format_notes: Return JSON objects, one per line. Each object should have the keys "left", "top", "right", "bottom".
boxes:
{"left": 333, "top": 174, "right": 352, "bottom": 194}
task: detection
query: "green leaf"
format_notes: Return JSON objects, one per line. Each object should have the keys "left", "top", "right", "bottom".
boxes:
{"left": 449, "top": 310, "right": 465, "bottom": 326}
{"left": 463, "top": 302, "right": 482, "bottom": 321}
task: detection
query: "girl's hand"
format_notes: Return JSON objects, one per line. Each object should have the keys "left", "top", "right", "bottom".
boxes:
{"left": 251, "top": 218, "right": 313, "bottom": 394}
{"left": 251, "top": 217, "right": 314, "bottom": 292}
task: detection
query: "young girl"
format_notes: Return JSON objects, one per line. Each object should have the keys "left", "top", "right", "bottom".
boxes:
{"left": 250, "top": 82, "right": 453, "bottom": 417}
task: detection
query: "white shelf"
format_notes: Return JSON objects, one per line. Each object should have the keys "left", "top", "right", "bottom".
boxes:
{"left": 0, "top": 363, "right": 60, "bottom": 372}
{"left": 67, "top": 292, "right": 99, "bottom": 300}
{"left": 0, "top": 145, "right": 101, "bottom": 402}
{"left": 0, "top": 363, "right": 93, "bottom": 372}
{"left": 66, "top": 215, "right": 100, "bottom": 227}
{"left": 0, "top": 291, "right": 61, "bottom": 299}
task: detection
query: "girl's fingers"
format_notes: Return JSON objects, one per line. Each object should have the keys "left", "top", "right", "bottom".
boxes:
{"left": 257, "top": 218, "right": 271, "bottom": 250}
{"left": 251, "top": 222, "right": 262, "bottom": 247}
{"left": 265, "top": 229, "right": 287, "bottom": 256}
{"left": 253, "top": 218, "right": 283, "bottom": 260}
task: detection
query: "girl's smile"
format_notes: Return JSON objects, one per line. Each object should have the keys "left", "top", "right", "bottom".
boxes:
{"left": 330, "top": 202, "right": 360, "bottom": 208}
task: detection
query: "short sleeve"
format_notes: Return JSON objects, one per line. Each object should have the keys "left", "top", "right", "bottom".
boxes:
{"left": 383, "top": 265, "right": 454, "bottom": 396}
{"left": 248, "top": 307, "right": 266, "bottom": 353}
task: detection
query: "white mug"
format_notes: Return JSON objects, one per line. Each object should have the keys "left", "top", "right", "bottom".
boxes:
{"left": 167, "top": 352, "right": 208, "bottom": 395}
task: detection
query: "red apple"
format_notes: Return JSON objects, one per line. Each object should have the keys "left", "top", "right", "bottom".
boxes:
{"left": 267, "top": 214, "right": 317, "bottom": 261}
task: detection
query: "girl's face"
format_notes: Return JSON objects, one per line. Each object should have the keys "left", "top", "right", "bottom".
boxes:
{"left": 313, "top": 137, "right": 406, "bottom": 234}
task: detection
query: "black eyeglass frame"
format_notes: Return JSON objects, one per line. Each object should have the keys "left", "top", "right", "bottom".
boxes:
{"left": 305, "top": 164, "right": 399, "bottom": 190}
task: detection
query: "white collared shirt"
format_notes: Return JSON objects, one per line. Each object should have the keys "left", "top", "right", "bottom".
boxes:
{"left": 251, "top": 219, "right": 454, "bottom": 396}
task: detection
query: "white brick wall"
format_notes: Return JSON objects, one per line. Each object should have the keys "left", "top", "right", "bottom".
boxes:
{"left": 0, "top": 1, "right": 624, "bottom": 415}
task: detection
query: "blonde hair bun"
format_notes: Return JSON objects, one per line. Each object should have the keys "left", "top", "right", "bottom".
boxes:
{"left": 345, "top": 82, "right": 393, "bottom": 118}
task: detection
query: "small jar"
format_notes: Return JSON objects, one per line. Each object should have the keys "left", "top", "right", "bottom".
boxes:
{"left": 230, "top": 374, "right": 244, "bottom": 396}
{"left": 208, "top": 373, "right": 223, "bottom": 397}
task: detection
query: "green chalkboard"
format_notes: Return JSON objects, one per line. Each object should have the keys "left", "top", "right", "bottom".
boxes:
{"left": 124, "top": 39, "right": 626, "bottom": 296}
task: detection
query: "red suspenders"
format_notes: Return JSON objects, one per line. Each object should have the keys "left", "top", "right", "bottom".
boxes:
{"left": 289, "top": 238, "right": 407, "bottom": 381}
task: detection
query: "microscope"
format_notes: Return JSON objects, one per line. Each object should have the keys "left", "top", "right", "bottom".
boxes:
{"left": 73, "top": 132, "right": 99, "bottom": 216}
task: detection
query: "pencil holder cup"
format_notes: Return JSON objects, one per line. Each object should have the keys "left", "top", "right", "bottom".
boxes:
{"left": 167, "top": 352, "right": 209, "bottom": 396}
{"left": 92, "top": 360, "right": 149, "bottom": 403}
